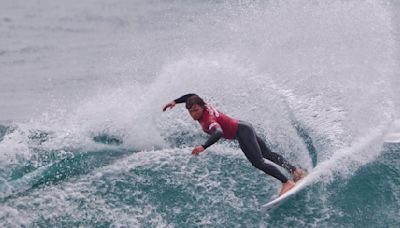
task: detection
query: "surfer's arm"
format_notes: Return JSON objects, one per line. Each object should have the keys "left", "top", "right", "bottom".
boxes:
{"left": 162, "top": 93, "right": 197, "bottom": 111}
{"left": 174, "top": 93, "right": 197, "bottom": 104}
{"left": 202, "top": 126, "right": 223, "bottom": 149}
{"left": 192, "top": 126, "right": 223, "bottom": 156}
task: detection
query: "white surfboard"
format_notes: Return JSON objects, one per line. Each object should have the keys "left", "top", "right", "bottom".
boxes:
{"left": 260, "top": 173, "right": 310, "bottom": 212}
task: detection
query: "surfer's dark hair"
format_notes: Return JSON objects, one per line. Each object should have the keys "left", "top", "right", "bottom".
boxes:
{"left": 185, "top": 95, "right": 206, "bottom": 109}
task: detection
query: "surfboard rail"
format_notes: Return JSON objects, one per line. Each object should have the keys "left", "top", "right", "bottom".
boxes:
{"left": 260, "top": 174, "right": 310, "bottom": 212}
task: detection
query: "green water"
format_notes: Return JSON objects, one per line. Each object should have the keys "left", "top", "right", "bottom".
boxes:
{"left": 0, "top": 123, "right": 399, "bottom": 227}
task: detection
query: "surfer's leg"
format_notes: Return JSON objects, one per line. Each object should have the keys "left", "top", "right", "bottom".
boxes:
{"left": 236, "top": 122, "right": 288, "bottom": 183}
{"left": 256, "top": 135, "right": 307, "bottom": 182}
{"left": 256, "top": 135, "right": 296, "bottom": 173}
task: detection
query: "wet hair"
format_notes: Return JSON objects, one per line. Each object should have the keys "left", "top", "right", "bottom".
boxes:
{"left": 185, "top": 95, "right": 206, "bottom": 109}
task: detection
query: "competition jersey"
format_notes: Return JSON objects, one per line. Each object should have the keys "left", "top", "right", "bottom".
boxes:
{"left": 198, "top": 105, "right": 238, "bottom": 140}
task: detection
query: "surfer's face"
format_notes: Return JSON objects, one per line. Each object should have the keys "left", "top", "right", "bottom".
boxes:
{"left": 188, "top": 104, "right": 204, "bottom": 120}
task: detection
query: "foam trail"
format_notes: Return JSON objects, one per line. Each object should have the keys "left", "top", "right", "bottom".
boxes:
{"left": 302, "top": 124, "right": 389, "bottom": 189}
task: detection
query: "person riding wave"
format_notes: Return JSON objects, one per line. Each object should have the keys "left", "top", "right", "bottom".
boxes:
{"left": 163, "top": 94, "right": 306, "bottom": 196}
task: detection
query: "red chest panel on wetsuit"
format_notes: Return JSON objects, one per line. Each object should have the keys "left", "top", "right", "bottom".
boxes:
{"left": 198, "top": 105, "right": 238, "bottom": 140}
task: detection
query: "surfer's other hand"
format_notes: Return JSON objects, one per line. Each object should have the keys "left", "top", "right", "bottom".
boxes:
{"left": 163, "top": 101, "right": 176, "bottom": 112}
{"left": 191, "top": 145, "right": 205, "bottom": 156}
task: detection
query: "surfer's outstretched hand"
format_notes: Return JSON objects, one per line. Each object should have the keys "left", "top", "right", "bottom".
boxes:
{"left": 192, "top": 146, "right": 205, "bottom": 156}
{"left": 163, "top": 101, "right": 176, "bottom": 112}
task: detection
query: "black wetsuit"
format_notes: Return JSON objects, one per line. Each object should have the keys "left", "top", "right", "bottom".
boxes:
{"left": 236, "top": 121, "right": 295, "bottom": 183}
{"left": 174, "top": 94, "right": 296, "bottom": 183}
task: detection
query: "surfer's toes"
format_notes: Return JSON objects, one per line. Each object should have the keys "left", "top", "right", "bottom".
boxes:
{"left": 279, "top": 180, "right": 295, "bottom": 196}
{"left": 293, "top": 168, "right": 307, "bottom": 182}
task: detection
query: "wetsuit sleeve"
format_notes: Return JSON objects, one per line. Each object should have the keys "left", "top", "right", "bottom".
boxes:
{"left": 174, "top": 94, "right": 197, "bottom": 104}
{"left": 202, "top": 126, "right": 223, "bottom": 149}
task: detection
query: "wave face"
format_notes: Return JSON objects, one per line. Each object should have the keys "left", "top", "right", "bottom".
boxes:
{"left": 0, "top": 0, "right": 399, "bottom": 227}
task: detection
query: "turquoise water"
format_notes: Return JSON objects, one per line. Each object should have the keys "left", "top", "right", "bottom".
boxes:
{"left": 0, "top": 123, "right": 399, "bottom": 227}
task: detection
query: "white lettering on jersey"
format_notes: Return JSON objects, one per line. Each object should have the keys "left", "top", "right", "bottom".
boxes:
{"left": 208, "top": 122, "right": 218, "bottom": 130}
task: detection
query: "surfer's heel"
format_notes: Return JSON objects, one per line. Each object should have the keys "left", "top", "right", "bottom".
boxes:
{"left": 293, "top": 168, "right": 307, "bottom": 182}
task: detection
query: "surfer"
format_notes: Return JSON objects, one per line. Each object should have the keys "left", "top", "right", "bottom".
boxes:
{"left": 163, "top": 94, "right": 306, "bottom": 196}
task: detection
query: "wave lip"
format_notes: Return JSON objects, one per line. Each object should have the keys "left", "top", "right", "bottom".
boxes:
{"left": 384, "top": 132, "right": 400, "bottom": 143}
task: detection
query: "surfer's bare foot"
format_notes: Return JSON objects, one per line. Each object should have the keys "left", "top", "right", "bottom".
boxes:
{"left": 279, "top": 180, "right": 295, "bottom": 196}
{"left": 293, "top": 168, "right": 307, "bottom": 182}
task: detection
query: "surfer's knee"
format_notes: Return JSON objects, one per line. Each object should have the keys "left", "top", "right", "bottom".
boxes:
{"left": 250, "top": 159, "right": 267, "bottom": 170}
{"left": 253, "top": 161, "right": 288, "bottom": 182}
